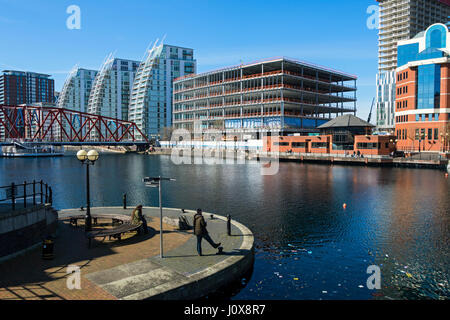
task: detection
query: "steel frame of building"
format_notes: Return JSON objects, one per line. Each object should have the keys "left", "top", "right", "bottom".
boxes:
{"left": 0, "top": 105, "right": 149, "bottom": 143}
{"left": 173, "top": 57, "right": 357, "bottom": 134}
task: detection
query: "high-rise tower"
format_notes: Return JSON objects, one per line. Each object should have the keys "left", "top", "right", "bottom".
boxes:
{"left": 375, "top": 0, "right": 450, "bottom": 131}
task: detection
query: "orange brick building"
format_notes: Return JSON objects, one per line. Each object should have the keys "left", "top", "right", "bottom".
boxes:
{"left": 395, "top": 23, "right": 450, "bottom": 153}
{"left": 264, "top": 114, "right": 396, "bottom": 156}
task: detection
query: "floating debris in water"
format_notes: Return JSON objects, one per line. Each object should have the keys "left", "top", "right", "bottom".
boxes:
{"left": 322, "top": 291, "right": 328, "bottom": 294}
{"left": 358, "top": 285, "right": 364, "bottom": 288}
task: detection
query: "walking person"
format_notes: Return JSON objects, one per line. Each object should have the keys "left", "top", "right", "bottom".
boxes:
{"left": 132, "top": 205, "right": 149, "bottom": 234}
{"left": 193, "top": 209, "right": 222, "bottom": 256}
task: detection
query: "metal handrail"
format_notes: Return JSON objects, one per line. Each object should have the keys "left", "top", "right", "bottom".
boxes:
{"left": 0, "top": 180, "right": 52, "bottom": 211}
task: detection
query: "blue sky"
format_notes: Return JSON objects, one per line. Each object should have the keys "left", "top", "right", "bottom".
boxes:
{"left": 0, "top": 0, "right": 380, "bottom": 121}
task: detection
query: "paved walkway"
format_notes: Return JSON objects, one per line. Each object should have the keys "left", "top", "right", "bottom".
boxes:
{"left": 0, "top": 207, "right": 253, "bottom": 300}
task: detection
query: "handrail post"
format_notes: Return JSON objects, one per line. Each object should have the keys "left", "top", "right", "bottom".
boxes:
{"left": 33, "top": 180, "right": 36, "bottom": 205}
{"left": 11, "top": 182, "right": 15, "bottom": 211}
{"left": 49, "top": 187, "right": 53, "bottom": 206}
{"left": 45, "top": 184, "right": 48, "bottom": 204}
{"left": 40, "top": 180, "right": 43, "bottom": 204}
{"left": 23, "top": 181, "right": 27, "bottom": 208}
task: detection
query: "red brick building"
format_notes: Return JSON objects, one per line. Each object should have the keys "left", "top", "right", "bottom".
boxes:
{"left": 0, "top": 70, "right": 55, "bottom": 105}
{"left": 264, "top": 114, "right": 396, "bottom": 156}
{"left": 395, "top": 24, "right": 450, "bottom": 153}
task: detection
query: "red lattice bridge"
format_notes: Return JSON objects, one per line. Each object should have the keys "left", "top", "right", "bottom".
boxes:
{"left": 0, "top": 105, "right": 149, "bottom": 146}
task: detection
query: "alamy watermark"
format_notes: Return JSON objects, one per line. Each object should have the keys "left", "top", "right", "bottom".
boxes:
{"left": 168, "top": 128, "right": 280, "bottom": 176}
{"left": 366, "top": 265, "right": 381, "bottom": 290}
{"left": 366, "top": 5, "right": 380, "bottom": 30}
{"left": 66, "top": 265, "right": 81, "bottom": 290}
{"left": 66, "top": 5, "right": 81, "bottom": 30}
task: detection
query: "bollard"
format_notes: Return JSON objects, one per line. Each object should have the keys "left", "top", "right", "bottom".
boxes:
{"left": 227, "top": 215, "right": 231, "bottom": 236}
{"left": 42, "top": 236, "right": 54, "bottom": 260}
{"left": 123, "top": 193, "right": 127, "bottom": 209}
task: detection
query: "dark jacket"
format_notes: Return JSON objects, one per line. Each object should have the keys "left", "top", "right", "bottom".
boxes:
{"left": 193, "top": 213, "right": 207, "bottom": 236}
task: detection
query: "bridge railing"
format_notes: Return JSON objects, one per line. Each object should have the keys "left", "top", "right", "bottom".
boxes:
{"left": 0, "top": 180, "right": 52, "bottom": 212}
{"left": 0, "top": 105, "right": 149, "bottom": 143}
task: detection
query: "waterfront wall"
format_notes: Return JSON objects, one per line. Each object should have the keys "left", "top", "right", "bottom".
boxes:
{"left": 0, "top": 205, "right": 57, "bottom": 262}
{"left": 160, "top": 139, "right": 263, "bottom": 150}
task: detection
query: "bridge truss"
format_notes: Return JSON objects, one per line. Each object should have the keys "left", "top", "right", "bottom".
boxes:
{"left": 0, "top": 105, "right": 149, "bottom": 143}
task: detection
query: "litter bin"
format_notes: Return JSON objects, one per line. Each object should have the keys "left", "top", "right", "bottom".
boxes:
{"left": 42, "top": 237, "right": 54, "bottom": 260}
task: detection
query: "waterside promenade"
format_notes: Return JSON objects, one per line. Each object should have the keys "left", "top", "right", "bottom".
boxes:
{"left": 0, "top": 207, "right": 254, "bottom": 300}
{"left": 147, "top": 148, "right": 449, "bottom": 170}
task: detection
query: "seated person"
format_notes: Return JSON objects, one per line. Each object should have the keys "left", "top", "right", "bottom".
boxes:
{"left": 132, "top": 205, "right": 149, "bottom": 234}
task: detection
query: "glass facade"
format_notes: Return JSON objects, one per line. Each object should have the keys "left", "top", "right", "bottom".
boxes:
{"left": 417, "top": 64, "right": 441, "bottom": 109}
{"left": 397, "top": 43, "right": 420, "bottom": 68}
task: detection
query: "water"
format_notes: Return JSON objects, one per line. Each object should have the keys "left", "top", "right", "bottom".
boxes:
{"left": 0, "top": 154, "right": 449, "bottom": 300}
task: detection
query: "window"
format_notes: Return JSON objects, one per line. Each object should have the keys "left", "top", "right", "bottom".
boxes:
{"left": 274, "top": 142, "right": 289, "bottom": 146}
{"left": 357, "top": 143, "right": 379, "bottom": 149}
{"left": 434, "top": 128, "right": 439, "bottom": 140}
{"left": 292, "top": 142, "right": 306, "bottom": 148}
{"left": 311, "top": 142, "right": 327, "bottom": 148}
{"left": 417, "top": 64, "right": 441, "bottom": 109}
{"left": 428, "top": 128, "right": 432, "bottom": 140}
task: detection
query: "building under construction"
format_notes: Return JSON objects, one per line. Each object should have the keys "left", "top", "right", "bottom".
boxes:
{"left": 172, "top": 57, "right": 357, "bottom": 137}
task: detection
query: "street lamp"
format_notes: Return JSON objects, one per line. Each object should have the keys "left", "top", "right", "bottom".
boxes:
{"left": 143, "top": 176, "right": 176, "bottom": 258}
{"left": 77, "top": 149, "right": 99, "bottom": 232}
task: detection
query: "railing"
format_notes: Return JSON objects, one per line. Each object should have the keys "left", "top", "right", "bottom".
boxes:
{"left": 0, "top": 180, "right": 52, "bottom": 211}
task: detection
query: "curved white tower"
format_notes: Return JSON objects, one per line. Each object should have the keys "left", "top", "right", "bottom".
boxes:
{"left": 57, "top": 65, "right": 98, "bottom": 112}
{"left": 87, "top": 53, "right": 115, "bottom": 116}
{"left": 128, "top": 40, "right": 196, "bottom": 139}
{"left": 128, "top": 40, "right": 164, "bottom": 139}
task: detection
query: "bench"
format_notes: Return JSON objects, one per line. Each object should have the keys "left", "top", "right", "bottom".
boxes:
{"left": 61, "top": 214, "right": 131, "bottom": 227}
{"left": 61, "top": 212, "right": 142, "bottom": 248}
{"left": 86, "top": 221, "right": 143, "bottom": 248}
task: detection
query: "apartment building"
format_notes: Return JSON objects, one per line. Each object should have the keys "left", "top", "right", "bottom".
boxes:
{"left": 128, "top": 41, "right": 196, "bottom": 139}
{"left": 87, "top": 55, "right": 140, "bottom": 120}
{"left": 57, "top": 66, "right": 98, "bottom": 113}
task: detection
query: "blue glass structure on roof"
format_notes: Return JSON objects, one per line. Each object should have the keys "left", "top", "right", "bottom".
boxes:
{"left": 397, "top": 24, "right": 447, "bottom": 68}
{"left": 398, "top": 43, "right": 420, "bottom": 67}
{"left": 426, "top": 24, "right": 447, "bottom": 49}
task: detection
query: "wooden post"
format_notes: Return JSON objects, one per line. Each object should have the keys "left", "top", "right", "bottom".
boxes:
{"left": 45, "top": 184, "right": 48, "bottom": 204}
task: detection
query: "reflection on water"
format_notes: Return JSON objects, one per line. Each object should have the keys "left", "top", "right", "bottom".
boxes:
{"left": 0, "top": 154, "right": 449, "bottom": 300}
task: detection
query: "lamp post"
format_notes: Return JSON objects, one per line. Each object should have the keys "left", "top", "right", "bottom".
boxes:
{"left": 143, "top": 176, "right": 176, "bottom": 258}
{"left": 77, "top": 150, "right": 99, "bottom": 232}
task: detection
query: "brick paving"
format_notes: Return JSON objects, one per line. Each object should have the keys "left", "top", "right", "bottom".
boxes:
{"left": 0, "top": 207, "right": 250, "bottom": 300}
{"left": 0, "top": 208, "right": 190, "bottom": 300}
